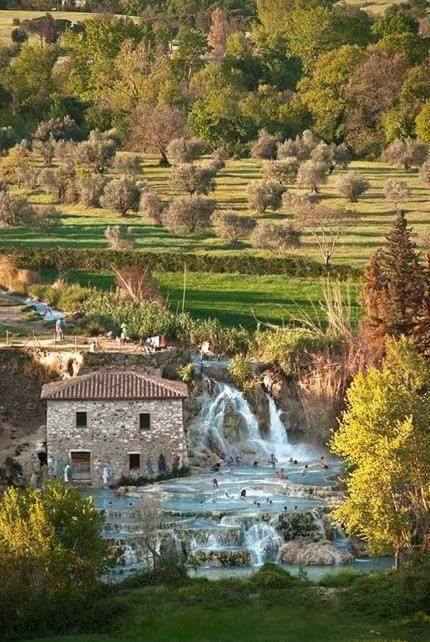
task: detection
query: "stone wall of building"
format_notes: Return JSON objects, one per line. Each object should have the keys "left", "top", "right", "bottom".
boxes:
{"left": 46, "top": 399, "right": 187, "bottom": 486}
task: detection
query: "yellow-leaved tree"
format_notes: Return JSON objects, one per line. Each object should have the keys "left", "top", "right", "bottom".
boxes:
{"left": 331, "top": 337, "right": 430, "bottom": 569}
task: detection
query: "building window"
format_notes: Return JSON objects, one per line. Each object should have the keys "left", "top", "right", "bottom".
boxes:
{"left": 129, "top": 453, "right": 140, "bottom": 471}
{"left": 139, "top": 413, "right": 151, "bottom": 430}
{"left": 76, "top": 411, "right": 87, "bottom": 428}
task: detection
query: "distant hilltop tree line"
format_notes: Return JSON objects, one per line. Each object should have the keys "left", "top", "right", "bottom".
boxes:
{"left": 0, "top": 0, "right": 429, "bottom": 159}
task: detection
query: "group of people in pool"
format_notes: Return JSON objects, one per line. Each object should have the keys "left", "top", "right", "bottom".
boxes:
{"left": 206, "top": 454, "right": 330, "bottom": 507}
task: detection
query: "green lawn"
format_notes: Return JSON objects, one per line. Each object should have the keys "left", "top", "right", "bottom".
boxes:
{"left": 29, "top": 583, "right": 430, "bottom": 642}
{"left": 67, "top": 270, "right": 362, "bottom": 329}
{"left": 2, "top": 158, "right": 429, "bottom": 267}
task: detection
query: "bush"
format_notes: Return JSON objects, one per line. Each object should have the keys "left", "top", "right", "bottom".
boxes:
{"left": 140, "top": 191, "right": 164, "bottom": 224}
{"left": 0, "top": 192, "right": 34, "bottom": 227}
{"left": 77, "top": 173, "right": 108, "bottom": 207}
{"left": 251, "top": 130, "right": 278, "bottom": 160}
{"left": 250, "top": 563, "right": 301, "bottom": 589}
{"left": 336, "top": 172, "right": 370, "bottom": 202}
{"left": 212, "top": 210, "right": 255, "bottom": 246}
{"left": 178, "top": 363, "right": 195, "bottom": 384}
{"left": 248, "top": 180, "right": 286, "bottom": 213}
{"left": 100, "top": 176, "right": 141, "bottom": 216}
{"left": 252, "top": 327, "right": 335, "bottom": 376}
{"left": 0, "top": 143, "right": 32, "bottom": 184}
{"left": 228, "top": 355, "right": 253, "bottom": 389}
{"left": 262, "top": 158, "right": 299, "bottom": 184}
{"left": 113, "top": 154, "right": 142, "bottom": 174}
{"left": 167, "top": 136, "right": 204, "bottom": 165}
{"left": 251, "top": 221, "right": 301, "bottom": 253}
{"left": 0, "top": 247, "right": 360, "bottom": 279}
{"left": 341, "top": 562, "right": 430, "bottom": 619}
{"left": 318, "top": 568, "right": 362, "bottom": 588}
{"left": 33, "top": 205, "right": 62, "bottom": 233}
{"left": 171, "top": 164, "right": 216, "bottom": 195}
{"left": 162, "top": 196, "right": 215, "bottom": 234}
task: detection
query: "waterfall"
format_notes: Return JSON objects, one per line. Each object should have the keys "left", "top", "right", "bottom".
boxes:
{"left": 266, "top": 395, "right": 315, "bottom": 463}
{"left": 189, "top": 377, "right": 316, "bottom": 463}
{"left": 189, "top": 380, "right": 270, "bottom": 459}
{"left": 245, "top": 522, "right": 283, "bottom": 566}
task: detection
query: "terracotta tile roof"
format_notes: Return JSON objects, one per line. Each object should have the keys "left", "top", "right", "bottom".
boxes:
{"left": 41, "top": 370, "right": 188, "bottom": 401}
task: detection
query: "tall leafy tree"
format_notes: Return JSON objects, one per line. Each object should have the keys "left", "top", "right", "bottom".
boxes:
{"left": 331, "top": 337, "right": 430, "bottom": 569}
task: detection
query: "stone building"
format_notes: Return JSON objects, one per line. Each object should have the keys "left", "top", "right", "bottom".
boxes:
{"left": 41, "top": 369, "right": 188, "bottom": 487}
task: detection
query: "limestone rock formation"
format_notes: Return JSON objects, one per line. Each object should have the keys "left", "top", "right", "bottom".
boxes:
{"left": 278, "top": 540, "right": 353, "bottom": 566}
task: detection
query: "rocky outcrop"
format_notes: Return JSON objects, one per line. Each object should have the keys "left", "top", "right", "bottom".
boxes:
{"left": 191, "top": 549, "right": 251, "bottom": 567}
{"left": 273, "top": 510, "right": 324, "bottom": 541}
{"left": 244, "top": 382, "right": 270, "bottom": 437}
{"left": 278, "top": 540, "right": 353, "bottom": 566}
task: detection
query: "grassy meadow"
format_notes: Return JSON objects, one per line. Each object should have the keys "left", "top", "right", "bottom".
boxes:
{"left": 1, "top": 157, "right": 429, "bottom": 266}
{"left": 67, "top": 269, "right": 362, "bottom": 329}
{"left": 2, "top": 155, "right": 427, "bottom": 328}
{"left": 29, "top": 581, "right": 430, "bottom": 642}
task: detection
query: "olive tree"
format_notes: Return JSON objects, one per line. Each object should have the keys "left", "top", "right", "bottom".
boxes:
{"left": 77, "top": 173, "right": 108, "bottom": 207}
{"left": 251, "top": 129, "right": 278, "bottom": 160}
{"left": 296, "top": 160, "right": 329, "bottom": 193}
{"left": 73, "top": 130, "right": 117, "bottom": 173}
{"left": 33, "top": 138, "right": 55, "bottom": 165}
{"left": 113, "top": 154, "right": 142, "bottom": 175}
{"left": 336, "top": 172, "right": 370, "bottom": 202}
{"left": 167, "top": 136, "right": 204, "bottom": 165}
{"left": 262, "top": 158, "right": 299, "bottom": 184}
{"left": 171, "top": 164, "right": 216, "bottom": 195}
{"left": 212, "top": 210, "right": 256, "bottom": 246}
{"left": 100, "top": 176, "right": 141, "bottom": 216}
{"left": 140, "top": 191, "right": 164, "bottom": 224}
{"left": 383, "top": 138, "right": 428, "bottom": 170}
{"left": 248, "top": 180, "right": 286, "bottom": 214}
{"left": 162, "top": 196, "right": 214, "bottom": 234}
{"left": 0, "top": 191, "right": 35, "bottom": 226}
{"left": 419, "top": 159, "right": 430, "bottom": 186}
{"left": 38, "top": 168, "right": 70, "bottom": 201}
{"left": 296, "top": 203, "right": 358, "bottom": 267}
{"left": 33, "top": 205, "right": 62, "bottom": 233}
{"left": 251, "top": 221, "right": 301, "bottom": 253}
{"left": 383, "top": 179, "right": 411, "bottom": 212}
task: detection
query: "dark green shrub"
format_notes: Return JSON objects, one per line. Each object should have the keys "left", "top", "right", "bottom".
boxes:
{"left": 250, "top": 563, "right": 302, "bottom": 589}
{"left": 319, "top": 568, "right": 362, "bottom": 588}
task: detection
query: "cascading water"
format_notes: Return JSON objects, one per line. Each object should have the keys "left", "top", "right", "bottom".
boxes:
{"left": 188, "top": 380, "right": 270, "bottom": 460}
{"left": 188, "top": 378, "right": 314, "bottom": 464}
{"left": 245, "top": 522, "right": 283, "bottom": 566}
{"left": 266, "top": 395, "right": 316, "bottom": 463}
